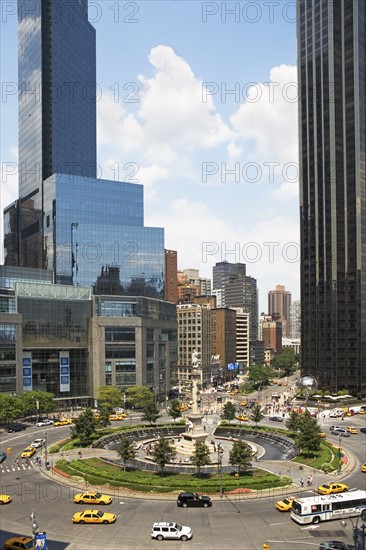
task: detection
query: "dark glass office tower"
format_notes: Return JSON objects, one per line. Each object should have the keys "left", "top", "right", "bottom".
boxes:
{"left": 298, "top": 0, "right": 366, "bottom": 396}
{"left": 5, "top": 0, "right": 96, "bottom": 268}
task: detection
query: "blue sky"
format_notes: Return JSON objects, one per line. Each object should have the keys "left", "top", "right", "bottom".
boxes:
{"left": 0, "top": 1, "right": 299, "bottom": 312}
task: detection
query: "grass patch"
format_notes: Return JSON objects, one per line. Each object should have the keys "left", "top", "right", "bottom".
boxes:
{"left": 291, "top": 440, "right": 339, "bottom": 471}
{"left": 55, "top": 458, "right": 291, "bottom": 494}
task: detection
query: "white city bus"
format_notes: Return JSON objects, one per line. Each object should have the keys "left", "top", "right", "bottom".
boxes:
{"left": 291, "top": 490, "right": 366, "bottom": 525}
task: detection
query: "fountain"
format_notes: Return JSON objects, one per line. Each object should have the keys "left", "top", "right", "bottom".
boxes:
{"left": 178, "top": 349, "right": 208, "bottom": 454}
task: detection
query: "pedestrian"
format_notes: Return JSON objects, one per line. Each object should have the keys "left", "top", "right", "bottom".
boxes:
{"left": 307, "top": 475, "right": 311, "bottom": 487}
{"left": 309, "top": 474, "right": 313, "bottom": 485}
{"left": 300, "top": 478, "right": 304, "bottom": 488}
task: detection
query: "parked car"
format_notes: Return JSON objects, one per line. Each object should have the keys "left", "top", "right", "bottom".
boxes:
{"left": 73, "top": 492, "right": 112, "bottom": 505}
{"left": 0, "top": 451, "right": 7, "bottom": 464}
{"left": 54, "top": 419, "right": 73, "bottom": 426}
{"left": 177, "top": 492, "right": 212, "bottom": 508}
{"left": 151, "top": 522, "right": 192, "bottom": 541}
{"left": 0, "top": 494, "right": 12, "bottom": 505}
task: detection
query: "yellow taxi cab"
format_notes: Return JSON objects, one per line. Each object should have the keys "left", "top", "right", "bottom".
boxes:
{"left": 346, "top": 426, "right": 358, "bottom": 434}
{"left": 317, "top": 482, "right": 348, "bottom": 495}
{"left": 54, "top": 418, "right": 73, "bottom": 426}
{"left": 4, "top": 537, "right": 34, "bottom": 550}
{"left": 235, "top": 415, "right": 249, "bottom": 422}
{"left": 0, "top": 494, "right": 12, "bottom": 505}
{"left": 108, "top": 414, "right": 126, "bottom": 421}
{"left": 275, "top": 496, "right": 296, "bottom": 512}
{"left": 73, "top": 491, "right": 112, "bottom": 505}
{"left": 319, "top": 432, "right": 327, "bottom": 438}
{"left": 361, "top": 462, "right": 366, "bottom": 472}
{"left": 20, "top": 446, "right": 36, "bottom": 459}
{"left": 240, "top": 400, "right": 248, "bottom": 407}
{"left": 72, "top": 509, "right": 116, "bottom": 524}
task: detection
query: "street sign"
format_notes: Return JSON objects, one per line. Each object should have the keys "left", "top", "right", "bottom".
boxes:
{"left": 35, "top": 531, "right": 46, "bottom": 549}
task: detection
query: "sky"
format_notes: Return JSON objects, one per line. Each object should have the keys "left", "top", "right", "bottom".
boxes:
{"left": 0, "top": 0, "right": 299, "bottom": 313}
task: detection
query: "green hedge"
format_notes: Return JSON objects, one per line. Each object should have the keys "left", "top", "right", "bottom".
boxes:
{"left": 55, "top": 458, "right": 290, "bottom": 494}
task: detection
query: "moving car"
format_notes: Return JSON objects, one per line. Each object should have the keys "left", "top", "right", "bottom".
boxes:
{"left": 73, "top": 491, "right": 112, "bottom": 505}
{"left": 235, "top": 415, "right": 249, "bottom": 422}
{"left": 72, "top": 509, "right": 116, "bottom": 524}
{"left": 269, "top": 416, "right": 284, "bottom": 422}
{"left": 20, "top": 446, "right": 36, "bottom": 459}
{"left": 36, "top": 419, "right": 54, "bottom": 426}
{"left": 240, "top": 400, "right": 248, "bottom": 407}
{"left": 317, "top": 482, "right": 348, "bottom": 495}
{"left": 332, "top": 429, "right": 350, "bottom": 437}
{"left": 108, "top": 414, "right": 125, "bottom": 421}
{"left": 54, "top": 418, "right": 73, "bottom": 426}
{"left": 361, "top": 462, "right": 366, "bottom": 472}
{"left": 275, "top": 496, "right": 296, "bottom": 512}
{"left": 4, "top": 537, "right": 34, "bottom": 550}
{"left": 6, "top": 424, "right": 27, "bottom": 433}
{"left": 319, "top": 541, "right": 354, "bottom": 550}
{"left": 177, "top": 492, "right": 212, "bottom": 508}
{"left": 0, "top": 451, "right": 7, "bottom": 464}
{"left": 345, "top": 426, "right": 358, "bottom": 434}
{"left": 0, "top": 494, "right": 12, "bottom": 505}
{"left": 30, "top": 438, "right": 45, "bottom": 448}
{"left": 151, "top": 522, "right": 192, "bottom": 541}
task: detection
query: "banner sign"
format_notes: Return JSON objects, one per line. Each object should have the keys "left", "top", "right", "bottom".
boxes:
{"left": 35, "top": 531, "right": 46, "bottom": 549}
{"left": 59, "top": 351, "right": 70, "bottom": 392}
{"left": 227, "top": 362, "right": 239, "bottom": 371}
{"left": 22, "top": 352, "right": 32, "bottom": 391}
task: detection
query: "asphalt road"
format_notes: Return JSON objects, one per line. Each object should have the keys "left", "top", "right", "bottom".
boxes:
{"left": 0, "top": 415, "right": 363, "bottom": 550}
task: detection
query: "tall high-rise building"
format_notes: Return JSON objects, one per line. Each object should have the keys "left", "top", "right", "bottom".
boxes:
{"left": 212, "top": 261, "right": 246, "bottom": 290}
{"left": 4, "top": 0, "right": 165, "bottom": 298}
{"left": 289, "top": 300, "right": 301, "bottom": 339}
{"left": 164, "top": 250, "right": 178, "bottom": 303}
{"left": 268, "top": 285, "right": 292, "bottom": 337}
{"left": 5, "top": 0, "right": 96, "bottom": 268}
{"left": 298, "top": 0, "right": 366, "bottom": 396}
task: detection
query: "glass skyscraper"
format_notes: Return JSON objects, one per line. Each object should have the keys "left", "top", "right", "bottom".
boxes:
{"left": 4, "top": 0, "right": 165, "bottom": 298}
{"left": 298, "top": 0, "right": 366, "bottom": 396}
{"left": 5, "top": 0, "right": 96, "bottom": 268}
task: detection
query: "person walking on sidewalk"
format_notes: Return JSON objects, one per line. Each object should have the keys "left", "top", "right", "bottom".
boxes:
{"left": 300, "top": 478, "right": 304, "bottom": 488}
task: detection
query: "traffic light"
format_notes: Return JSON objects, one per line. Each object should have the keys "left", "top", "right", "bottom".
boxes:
{"left": 263, "top": 544, "right": 270, "bottom": 550}
{"left": 6, "top": 447, "right": 12, "bottom": 455}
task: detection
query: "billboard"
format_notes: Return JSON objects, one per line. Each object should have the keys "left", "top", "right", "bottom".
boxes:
{"left": 59, "top": 351, "right": 70, "bottom": 392}
{"left": 227, "top": 362, "right": 239, "bottom": 371}
{"left": 22, "top": 352, "right": 32, "bottom": 391}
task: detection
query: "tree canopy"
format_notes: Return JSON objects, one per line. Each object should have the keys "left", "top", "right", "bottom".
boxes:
{"left": 0, "top": 394, "right": 23, "bottom": 423}
{"left": 151, "top": 437, "right": 176, "bottom": 474}
{"left": 229, "top": 440, "right": 253, "bottom": 474}
{"left": 168, "top": 399, "right": 182, "bottom": 423}
{"left": 71, "top": 408, "right": 97, "bottom": 446}
{"left": 221, "top": 401, "right": 236, "bottom": 424}
{"left": 250, "top": 404, "right": 264, "bottom": 427}
{"left": 272, "top": 347, "right": 299, "bottom": 376}
{"left": 141, "top": 400, "right": 161, "bottom": 424}
{"left": 191, "top": 441, "right": 211, "bottom": 476}
{"left": 247, "top": 365, "right": 272, "bottom": 387}
{"left": 126, "top": 386, "right": 154, "bottom": 409}
{"left": 96, "top": 386, "right": 123, "bottom": 411}
{"left": 21, "top": 390, "right": 55, "bottom": 416}
{"left": 117, "top": 437, "right": 137, "bottom": 471}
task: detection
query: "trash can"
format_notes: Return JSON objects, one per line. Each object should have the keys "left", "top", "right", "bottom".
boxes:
{"left": 45, "top": 461, "right": 50, "bottom": 470}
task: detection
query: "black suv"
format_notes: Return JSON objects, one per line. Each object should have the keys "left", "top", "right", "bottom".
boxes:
{"left": 177, "top": 492, "right": 212, "bottom": 508}
{"left": 6, "top": 423, "right": 27, "bottom": 433}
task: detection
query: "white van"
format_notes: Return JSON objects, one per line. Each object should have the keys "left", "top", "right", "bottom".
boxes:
{"left": 151, "top": 522, "right": 192, "bottom": 541}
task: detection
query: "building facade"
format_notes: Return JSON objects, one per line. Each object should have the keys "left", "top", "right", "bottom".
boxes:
{"left": 268, "top": 285, "right": 292, "bottom": 337}
{"left": 289, "top": 300, "right": 301, "bottom": 339}
{"left": 164, "top": 250, "right": 178, "bottom": 303}
{"left": 298, "top": 0, "right": 366, "bottom": 396}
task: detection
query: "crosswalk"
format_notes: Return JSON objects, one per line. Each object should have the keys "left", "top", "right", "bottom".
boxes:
{"left": 1, "top": 462, "right": 36, "bottom": 474}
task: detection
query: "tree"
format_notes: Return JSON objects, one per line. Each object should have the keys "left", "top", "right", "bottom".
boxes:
{"left": 141, "top": 400, "right": 161, "bottom": 425}
{"left": 272, "top": 348, "right": 299, "bottom": 376}
{"left": 96, "top": 386, "right": 123, "bottom": 411}
{"left": 71, "top": 408, "right": 97, "bottom": 446}
{"left": 229, "top": 440, "right": 253, "bottom": 474}
{"left": 151, "top": 437, "right": 176, "bottom": 474}
{"left": 126, "top": 386, "right": 154, "bottom": 409}
{"left": 20, "top": 390, "right": 55, "bottom": 417}
{"left": 168, "top": 399, "right": 182, "bottom": 424}
{"left": 247, "top": 365, "right": 272, "bottom": 387}
{"left": 296, "top": 410, "right": 321, "bottom": 455}
{"left": 221, "top": 401, "right": 236, "bottom": 424}
{"left": 285, "top": 410, "right": 302, "bottom": 433}
{"left": 191, "top": 441, "right": 211, "bottom": 477}
{"left": 0, "top": 394, "right": 23, "bottom": 423}
{"left": 117, "top": 437, "right": 137, "bottom": 471}
{"left": 250, "top": 404, "right": 264, "bottom": 427}
{"left": 97, "top": 406, "right": 111, "bottom": 428}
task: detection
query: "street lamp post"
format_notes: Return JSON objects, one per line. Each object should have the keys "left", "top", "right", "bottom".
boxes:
{"left": 340, "top": 509, "right": 366, "bottom": 550}
{"left": 218, "top": 447, "right": 224, "bottom": 498}
{"left": 30, "top": 512, "right": 38, "bottom": 548}
{"left": 44, "top": 431, "right": 48, "bottom": 465}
